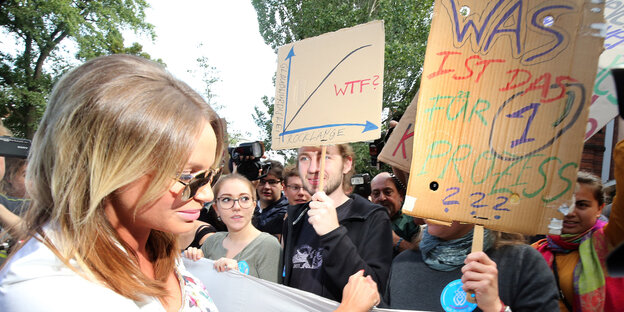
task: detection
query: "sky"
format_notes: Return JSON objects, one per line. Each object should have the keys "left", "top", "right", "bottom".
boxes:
{"left": 125, "top": 0, "right": 277, "bottom": 141}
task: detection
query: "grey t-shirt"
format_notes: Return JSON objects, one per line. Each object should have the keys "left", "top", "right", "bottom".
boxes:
{"left": 201, "top": 232, "right": 281, "bottom": 283}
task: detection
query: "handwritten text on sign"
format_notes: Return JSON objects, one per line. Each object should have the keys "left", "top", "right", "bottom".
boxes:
{"left": 405, "top": 0, "right": 604, "bottom": 235}
{"left": 271, "top": 21, "right": 385, "bottom": 150}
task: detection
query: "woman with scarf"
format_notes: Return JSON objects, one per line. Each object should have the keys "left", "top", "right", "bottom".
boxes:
{"left": 532, "top": 164, "right": 624, "bottom": 311}
{"left": 384, "top": 220, "right": 559, "bottom": 311}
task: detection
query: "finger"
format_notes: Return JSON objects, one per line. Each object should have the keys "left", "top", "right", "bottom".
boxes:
{"left": 462, "top": 260, "right": 498, "bottom": 275}
{"left": 311, "top": 191, "right": 327, "bottom": 202}
{"left": 465, "top": 251, "right": 495, "bottom": 266}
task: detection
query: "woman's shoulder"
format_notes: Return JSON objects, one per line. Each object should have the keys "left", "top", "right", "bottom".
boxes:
{"left": 0, "top": 238, "right": 146, "bottom": 311}
{"left": 254, "top": 232, "right": 281, "bottom": 248}
{"left": 202, "top": 231, "right": 227, "bottom": 246}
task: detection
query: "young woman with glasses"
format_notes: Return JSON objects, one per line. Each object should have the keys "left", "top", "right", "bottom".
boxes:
{"left": 184, "top": 174, "right": 282, "bottom": 283}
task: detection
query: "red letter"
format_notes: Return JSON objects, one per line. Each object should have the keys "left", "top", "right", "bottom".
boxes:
{"left": 452, "top": 55, "right": 480, "bottom": 80}
{"left": 474, "top": 58, "right": 505, "bottom": 83}
{"left": 392, "top": 124, "right": 415, "bottom": 159}
{"left": 524, "top": 73, "right": 552, "bottom": 99}
{"left": 427, "top": 51, "right": 461, "bottom": 79}
{"left": 542, "top": 76, "right": 578, "bottom": 103}
{"left": 499, "top": 69, "right": 532, "bottom": 91}
{"left": 359, "top": 79, "right": 371, "bottom": 93}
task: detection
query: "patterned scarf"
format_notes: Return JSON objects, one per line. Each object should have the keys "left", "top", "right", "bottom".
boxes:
{"left": 534, "top": 220, "right": 607, "bottom": 311}
{"left": 420, "top": 226, "right": 494, "bottom": 271}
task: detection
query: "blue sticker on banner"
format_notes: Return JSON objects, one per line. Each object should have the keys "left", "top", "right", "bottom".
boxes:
{"left": 238, "top": 260, "right": 250, "bottom": 275}
{"left": 440, "top": 279, "right": 477, "bottom": 312}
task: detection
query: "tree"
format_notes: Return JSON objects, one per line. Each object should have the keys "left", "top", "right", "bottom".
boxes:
{"left": 251, "top": 0, "right": 434, "bottom": 174}
{"left": 0, "top": 0, "right": 154, "bottom": 138}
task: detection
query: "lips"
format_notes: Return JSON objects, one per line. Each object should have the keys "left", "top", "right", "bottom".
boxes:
{"left": 176, "top": 209, "right": 201, "bottom": 222}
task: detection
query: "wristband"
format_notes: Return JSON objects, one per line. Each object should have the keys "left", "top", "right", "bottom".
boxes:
{"left": 395, "top": 237, "right": 404, "bottom": 250}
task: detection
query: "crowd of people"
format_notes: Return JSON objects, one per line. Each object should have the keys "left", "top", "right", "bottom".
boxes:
{"left": 0, "top": 54, "right": 622, "bottom": 312}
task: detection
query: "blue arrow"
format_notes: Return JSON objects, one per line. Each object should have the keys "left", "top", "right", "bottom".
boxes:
{"left": 283, "top": 47, "right": 295, "bottom": 142}
{"left": 283, "top": 44, "right": 372, "bottom": 132}
{"left": 279, "top": 121, "right": 378, "bottom": 136}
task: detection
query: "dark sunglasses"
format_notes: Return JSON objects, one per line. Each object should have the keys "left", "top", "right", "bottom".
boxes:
{"left": 177, "top": 167, "right": 222, "bottom": 201}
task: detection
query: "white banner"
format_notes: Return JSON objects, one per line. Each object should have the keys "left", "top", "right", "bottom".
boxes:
{"left": 184, "top": 258, "right": 418, "bottom": 312}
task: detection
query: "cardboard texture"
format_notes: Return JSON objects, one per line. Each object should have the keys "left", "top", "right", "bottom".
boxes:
{"left": 586, "top": 1, "right": 624, "bottom": 140}
{"left": 404, "top": 0, "right": 605, "bottom": 235}
{"left": 378, "top": 91, "right": 419, "bottom": 173}
{"left": 271, "top": 21, "right": 385, "bottom": 150}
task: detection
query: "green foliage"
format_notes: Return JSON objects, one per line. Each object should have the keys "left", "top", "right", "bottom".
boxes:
{"left": 0, "top": 0, "right": 154, "bottom": 138}
{"left": 251, "top": 0, "right": 433, "bottom": 174}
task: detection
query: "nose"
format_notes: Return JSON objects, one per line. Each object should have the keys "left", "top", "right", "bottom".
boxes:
{"left": 308, "top": 156, "right": 320, "bottom": 173}
{"left": 194, "top": 183, "right": 214, "bottom": 204}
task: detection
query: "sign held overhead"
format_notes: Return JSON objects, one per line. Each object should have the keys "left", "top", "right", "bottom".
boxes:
{"left": 404, "top": 0, "right": 605, "bottom": 235}
{"left": 271, "top": 21, "right": 385, "bottom": 150}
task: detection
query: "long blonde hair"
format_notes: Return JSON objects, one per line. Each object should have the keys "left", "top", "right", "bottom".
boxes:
{"left": 12, "top": 55, "right": 225, "bottom": 300}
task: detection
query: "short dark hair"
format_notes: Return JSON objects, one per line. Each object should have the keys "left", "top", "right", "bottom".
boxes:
{"left": 282, "top": 164, "right": 300, "bottom": 182}
{"left": 268, "top": 159, "right": 284, "bottom": 180}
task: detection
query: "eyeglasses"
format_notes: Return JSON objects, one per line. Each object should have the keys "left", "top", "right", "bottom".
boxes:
{"left": 176, "top": 167, "right": 222, "bottom": 201}
{"left": 286, "top": 185, "right": 304, "bottom": 192}
{"left": 258, "top": 179, "right": 281, "bottom": 186}
{"left": 216, "top": 195, "right": 255, "bottom": 209}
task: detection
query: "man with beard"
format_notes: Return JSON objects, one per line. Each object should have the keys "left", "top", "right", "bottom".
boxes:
{"left": 252, "top": 159, "right": 289, "bottom": 234}
{"left": 281, "top": 144, "right": 393, "bottom": 302}
{"left": 371, "top": 172, "right": 422, "bottom": 257}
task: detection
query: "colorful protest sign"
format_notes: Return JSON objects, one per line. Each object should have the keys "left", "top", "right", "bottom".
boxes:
{"left": 271, "top": 21, "right": 384, "bottom": 150}
{"left": 403, "top": 0, "right": 605, "bottom": 235}
{"left": 586, "top": 0, "right": 624, "bottom": 140}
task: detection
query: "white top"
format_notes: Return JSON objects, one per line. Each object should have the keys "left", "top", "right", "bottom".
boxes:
{"left": 0, "top": 235, "right": 219, "bottom": 312}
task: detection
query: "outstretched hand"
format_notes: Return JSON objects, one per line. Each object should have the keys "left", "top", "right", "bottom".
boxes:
{"left": 461, "top": 251, "right": 503, "bottom": 312}
{"left": 335, "top": 270, "right": 380, "bottom": 312}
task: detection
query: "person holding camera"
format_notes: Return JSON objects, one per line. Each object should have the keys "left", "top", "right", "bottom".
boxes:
{"left": 252, "top": 160, "right": 289, "bottom": 235}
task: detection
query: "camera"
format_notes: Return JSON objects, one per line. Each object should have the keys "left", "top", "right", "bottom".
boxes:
{"left": 351, "top": 173, "right": 371, "bottom": 198}
{"left": 228, "top": 141, "right": 271, "bottom": 181}
{"left": 0, "top": 136, "right": 31, "bottom": 158}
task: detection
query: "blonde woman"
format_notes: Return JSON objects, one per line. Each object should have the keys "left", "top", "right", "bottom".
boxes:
{"left": 184, "top": 174, "right": 281, "bottom": 283}
{"left": 0, "top": 55, "right": 379, "bottom": 312}
{"left": 0, "top": 55, "right": 225, "bottom": 311}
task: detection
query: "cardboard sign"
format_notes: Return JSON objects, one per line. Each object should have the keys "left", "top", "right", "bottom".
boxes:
{"left": 378, "top": 91, "right": 418, "bottom": 173}
{"left": 586, "top": 1, "right": 624, "bottom": 140}
{"left": 403, "top": 0, "right": 605, "bottom": 235}
{"left": 271, "top": 21, "right": 384, "bottom": 150}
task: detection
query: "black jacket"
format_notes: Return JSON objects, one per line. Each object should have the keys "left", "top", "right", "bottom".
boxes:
{"left": 253, "top": 194, "right": 289, "bottom": 234}
{"left": 282, "top": 194, "right": 393, "bottom": 301}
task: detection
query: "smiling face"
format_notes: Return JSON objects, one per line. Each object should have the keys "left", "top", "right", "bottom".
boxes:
{"left": 562, "top": 183, "right": 605, "bottom": 235}
{"left": 105, "top": 123, "right": 217, "bottom": 238}
{"left": 214, "top": 177, "right": 256, "bottom": 233}
{"left": 370, "top": 172, "right": 404, "bottom": 218}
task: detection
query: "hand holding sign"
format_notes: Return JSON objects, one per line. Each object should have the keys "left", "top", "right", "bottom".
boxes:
{"left": 461, "top": 251, "right": 502, "bottom": 312}
{"left": 307, "top": 191, "right": 340, "bottom": 236}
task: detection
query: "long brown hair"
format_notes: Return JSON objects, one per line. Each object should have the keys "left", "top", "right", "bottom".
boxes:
{"left": 8, "top": 55, "right": 225, "bottom": 301}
